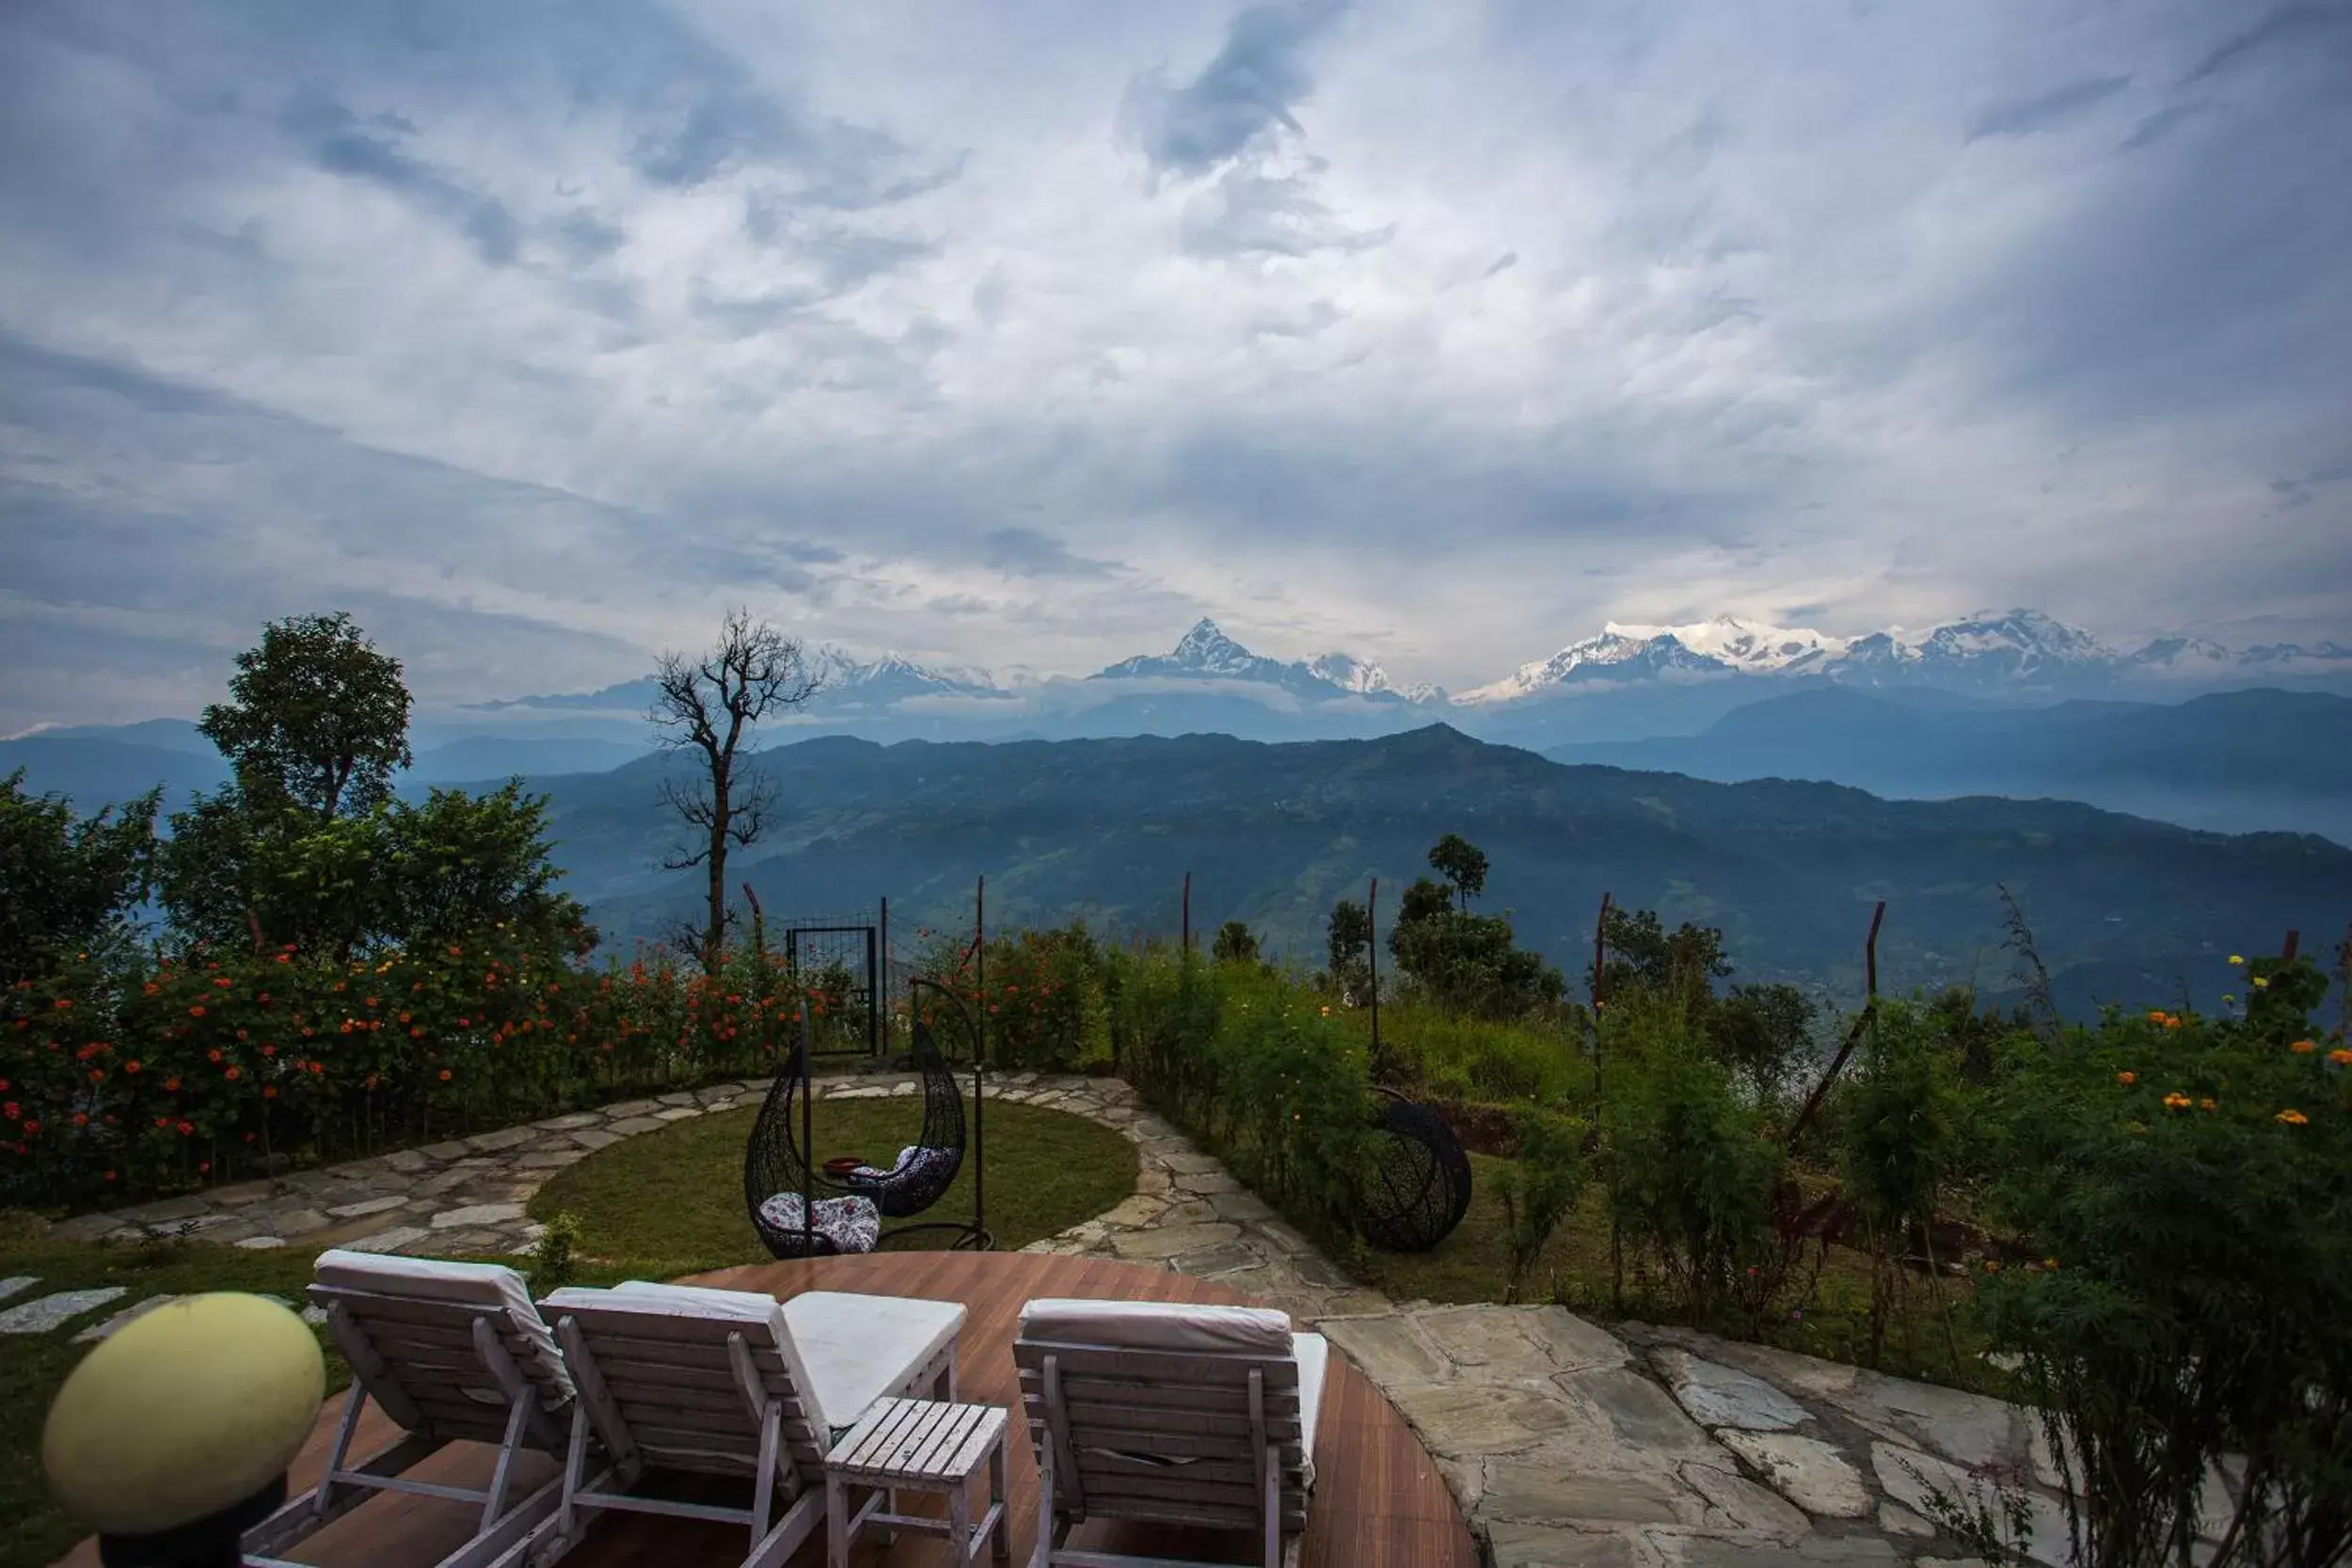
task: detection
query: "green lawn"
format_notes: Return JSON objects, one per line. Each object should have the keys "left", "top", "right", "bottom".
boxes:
{"left": 530, "top": 1098, "right": 1139, "bottom": 1278}
{"left": 1359, "top": 1152, "right": 2007, "bottom": 1399}
{"left": 0, "top": 1100, "right": 1136, "bottom": 1568}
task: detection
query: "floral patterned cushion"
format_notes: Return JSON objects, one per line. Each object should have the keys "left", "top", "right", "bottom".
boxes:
{"left": 756, "top": 1191, "right": 881, "bottom": 1254}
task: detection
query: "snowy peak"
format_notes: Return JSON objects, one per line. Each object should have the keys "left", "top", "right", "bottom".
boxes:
{"left": 1605, "top": 615, "right": 1849, "bottom": 673}
{"left": 1906, "top": 609, "right": 2118, "bottom": 683}
{"left": 1095, "top": 622, "right": 1427, "bottom": 704}
{"left": 1308, "top": 651, "right": 1392, "bottom": 694}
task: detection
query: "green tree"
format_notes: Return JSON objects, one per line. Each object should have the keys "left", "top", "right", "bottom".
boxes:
{"left": 1427, "top": 832, "right": 1489, "bottom": 911}
{"left": 1391, "top": 871, "right": 1563, "bottom": 1020}
{"left": 1211, "top": 919, "right": 1260, "bottom": 965}
{"left": 1496, "top": 1105, "right": 1587, "bottom": 1303}
{"left": 1707, "top": 982, "right": 1818, "bottom": 1106}
{"left": 158, "top": 784, "right": 586, "bottom": 960}
{"left": 1597, "top": 906, "right": 1732, "bottom": 1004}
{"left": 651, "top": 610, "right": 821, "bottom": 974}
{"left": 1327, "top": 897, "right": 1373, "bottom": 1002}
{"left": 199, "top": 611, "right": 413, "bottom": 822}
{"left": 0, "top": 772, "right": 160, "bottom": 982}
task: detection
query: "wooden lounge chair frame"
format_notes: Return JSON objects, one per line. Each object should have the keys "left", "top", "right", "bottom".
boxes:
{"left": 1014, "top": 1310, "right": 1324, "bottom": 1568}
{"left": 533, "top": 1286, "right": 961, "bottom": 1568}
{"left": 243, "top": 1278, "right": 599, "bottom": 1568}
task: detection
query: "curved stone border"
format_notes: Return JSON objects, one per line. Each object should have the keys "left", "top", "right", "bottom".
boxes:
{"left": 33, "top": 1071, "right": 2137, "bottom": 1563}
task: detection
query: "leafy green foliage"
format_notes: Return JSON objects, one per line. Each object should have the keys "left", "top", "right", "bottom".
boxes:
{"left": 1495, "top": 1104, "right": 1585, "bottom": 1302}
{"left": 0, "top": 772, "right": 158, "bottom": 984}
{"left": 1977, "top": 958, "right": 2350, "bottom": 1567}
{"left": 1111, "top": 951, "right": 1372, "bottom": 1241}
{"left": 531, "top": 1210, "right": 584, "bottom": 1295}
{"left": 1600, "top": 991, "right": 1788, "bottom": 1326}
{"left": 1836, "top": 1000, "right": 1963, "bottom": 1361}
{"left": 1708, "top": 981, "right": 1819, "bottom": 1106}
{"left": 1387, "top": 838, "right": 1563, "bottom": 1020}
{"left": 1212, "top": 919, "right": 1260, "bottom": 965}
{"left": 1427, "top": 832, "right": 1489, "bottom": 909}
{"left": 157, "top": 783, "right": 589, "bottom": 961}
{"left": 1597, "top": 905, "right": 1733, "bottom": 1004}
{"left": 1326, "top": 896, "right": 1372, "bottom": 1004}
{"left": 199, "top": 611, "right": 412, "bottom": 822}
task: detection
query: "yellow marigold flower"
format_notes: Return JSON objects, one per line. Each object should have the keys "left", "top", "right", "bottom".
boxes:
{"left": 2276, "top": 1109, "right": 2309, "bottom": 1126}
{"left": 2328, "top": 1048, "right": 2352, "bottom": 1067}
{"left": 2199, "top": 1098, "right": 2217, "bottom": 1112}
{"left": 2116, "top": 1070, "right": 2136, "bottom": 1085}
{"left": 2162, "top": 1092, "right": 2191, "bottom": 1111}
{"left": 2252, "top": 976, "right": 2270, "bottom": 990}
{"left": 2043, "top": 1258, "right": 2059, "bottom": 1271}
{"left": 2290, "top": 1039, "right": 2316, "bottom": 1054}
{"left": 2229, "top": 954, "right": 2245, "bottom": 965}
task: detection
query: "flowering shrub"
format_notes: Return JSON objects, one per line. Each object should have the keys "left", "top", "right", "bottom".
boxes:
{"left": 1979, "top": 954, "right": 2349, "bottom": 1566}
{"left": 2, "top": 931, "right": 854, "bottom": 1208}
{"left": 965, "top": 925, "right": 1110, "bottom": 1071}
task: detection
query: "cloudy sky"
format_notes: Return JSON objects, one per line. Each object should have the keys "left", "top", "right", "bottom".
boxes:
{"left": 2, "top": 0, "right": 2347, "bottom": 730}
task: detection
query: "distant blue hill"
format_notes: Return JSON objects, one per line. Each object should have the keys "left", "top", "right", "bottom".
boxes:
{"left": 1546, "top": 686, "right": 2352, "bottom": 845}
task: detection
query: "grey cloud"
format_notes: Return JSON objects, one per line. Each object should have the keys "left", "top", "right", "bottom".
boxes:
{"left": 1965, "top": 74, "right": 2133, "bottom": 140}
{"left": 981, "top": 529, "right": 1124, "bottom": 579}
{"left": 282, "top": 97, "right": 523, "bottom": 265}
{"left": 2183, "top": 5, "right": 2352, "bottom": 84}
{"left": 1482, "top": 251, "right": 1518, "bottom": 278}
{"left": 1120, "top": 1, "right": 1343, "bottom": 182}
{"left": 2120, "top": 103, "right": 2205, "bottom": 152}
{"left": 555, "top": 208, "right": 627, "bottom": 262}
{"left": 1179, "top": 167, "right": 1392, "bottom": 258}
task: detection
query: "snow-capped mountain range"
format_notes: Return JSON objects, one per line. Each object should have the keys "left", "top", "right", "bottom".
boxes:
{"left": 465, "top": 610, "right": 2352, "bottom": 727}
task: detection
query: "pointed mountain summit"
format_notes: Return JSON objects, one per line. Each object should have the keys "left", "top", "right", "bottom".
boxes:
{"left": 1094, "top": 620, "right": 1429, "bottom": 704}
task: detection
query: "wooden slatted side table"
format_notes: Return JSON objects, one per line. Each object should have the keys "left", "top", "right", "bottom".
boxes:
{"left": 824, "top": 1396, "right": 1010, "bottom": 1567}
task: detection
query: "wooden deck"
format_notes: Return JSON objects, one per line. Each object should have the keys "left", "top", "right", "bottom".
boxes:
{"left": 58, "top": 1251, "right": 1475, "bottom": 1568}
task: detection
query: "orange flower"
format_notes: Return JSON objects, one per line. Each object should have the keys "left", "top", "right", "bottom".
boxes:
{"left": 438, "top": 1068, "right": 453, "bottom": 1082}
{"left": 2329, "top": 1048, "right": 2352, "bottom": 1067}
{"left": 2276, "top": 1109, "right": 2309, "bottom": 1126}
{"left": 2290, "top": 1039, "right": 2316, "bottom": 1054}
{"left": 188, "top": 1005, "right": 206, "bottom": 1018}
{"left": 2163, "top": 1016, "right": 2184, "bottom": 1031}
{"left": 2162, "top": 1092, "right": 2192, "bottom": 1111}
{"left": 2145, "top": 1009, "right": 2167, "bottom": 1024}
{"left": 2199, "top": 1098, "right": 2217, "bottom": 1112}
{"left": 2117, "top": 1070, "right": 2136, "bottom": 1085}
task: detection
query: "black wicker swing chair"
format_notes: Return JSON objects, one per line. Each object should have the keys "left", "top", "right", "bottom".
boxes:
{"left": 743, "top": 978, "right": 989, "bottom": 1258}
{"left": 1354, "top": 1086, "right": 1474, "bottom": 1254}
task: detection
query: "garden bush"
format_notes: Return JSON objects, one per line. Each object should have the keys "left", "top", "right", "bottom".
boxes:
{"left": 2, "top": 929, "right": 856, "bottom": 1209}
{"left": 1109, "top": 949, "right": 1373, "bottom": 1241}
{"left": 1835, "top": 999, "right": 1964, "bottom": 1364}
{"left": 1598, "top": 990, "right": 1790, "bottom": 1330}
{"left": 1495, "top": 1104, "right": 1586, "bottom": 1303}
{"left": 1976, "top": 954, "right": 2349, "bottom": 1567}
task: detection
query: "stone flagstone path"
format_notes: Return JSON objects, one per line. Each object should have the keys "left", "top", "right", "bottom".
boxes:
{"left": 17, "top": 1070, "right": 2180, "bottom": 1565}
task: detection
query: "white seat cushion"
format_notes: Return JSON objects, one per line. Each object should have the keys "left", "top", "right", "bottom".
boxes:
{"left": 542, "top": 1281, "right": 829, "bottom": 1455}
{"left": 782, "top": 1291, "right": 966, "bottom": 1436}
{"left": 1018, "top": 1298, "right": 1295, "bottom": 1356}
{"left": 313, "top": 1249, "right": 573, "bottom": 1406}
{"left": 1293, "top": 1332, "right": 1329, "bottom": 1463}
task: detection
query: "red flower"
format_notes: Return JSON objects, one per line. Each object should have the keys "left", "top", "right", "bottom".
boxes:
{"left": 176, "top": 1120, "right": 193, "bottom": 1135}
{"left": 124, "top": 1059, "right": 141, "bottom": 1073}
{"left": 188, "top": 1005, "right": 206, "bottom": 1018}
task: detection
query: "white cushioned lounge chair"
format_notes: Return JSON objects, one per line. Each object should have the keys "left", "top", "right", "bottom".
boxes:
{"left": 242, "top": 1250, "right": 592, "bottom": 1568}
{"left": 530, "top": 1280, "right": 964, "bottom": 1568}
{"left": 1013, "top": 1299, "right": 1329, "bottom": 1568}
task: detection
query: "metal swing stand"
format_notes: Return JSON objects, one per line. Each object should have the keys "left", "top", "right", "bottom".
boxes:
{"left": 780, "top": 875, "right": 993, "bottom": 1257}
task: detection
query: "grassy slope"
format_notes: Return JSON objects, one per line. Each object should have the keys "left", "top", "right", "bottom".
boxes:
{"left": 1, "top": 1100, "right": 1136, "bottom": 1568}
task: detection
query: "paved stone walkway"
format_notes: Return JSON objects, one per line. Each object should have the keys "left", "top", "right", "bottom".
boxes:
{"left": 18, "top": 1071, "right": 2159, "bottom": 1564}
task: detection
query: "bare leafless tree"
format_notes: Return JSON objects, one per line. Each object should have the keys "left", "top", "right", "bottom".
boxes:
{"left": 648, "top": 610, "right": 821, "bottom": 974}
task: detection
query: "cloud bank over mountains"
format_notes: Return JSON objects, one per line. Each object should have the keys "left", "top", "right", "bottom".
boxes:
{"left": 2, "top": 0, "right": 2347, "bottom": 734}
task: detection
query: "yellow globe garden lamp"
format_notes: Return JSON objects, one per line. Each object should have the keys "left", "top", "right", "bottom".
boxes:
{"left": 44, "top": 1292, "right": 326, "bottom": 1567}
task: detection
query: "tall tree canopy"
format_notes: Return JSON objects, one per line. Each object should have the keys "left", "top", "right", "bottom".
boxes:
{"left": 199, "top": 610, "right": 413, "bottom": 821}
{"left": 0, "top": 772, "right": 159, "bottom": 983}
